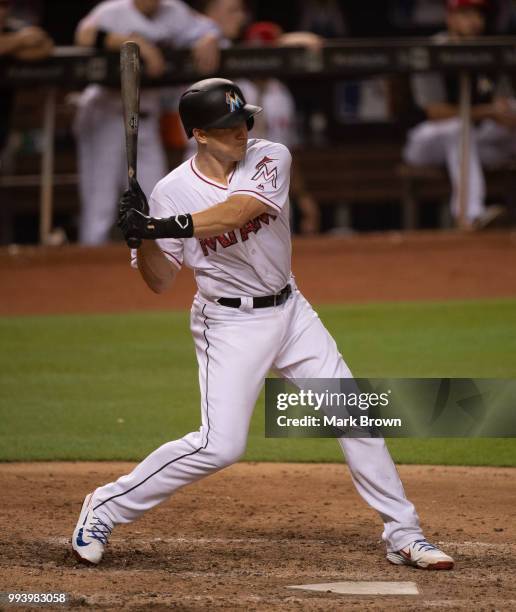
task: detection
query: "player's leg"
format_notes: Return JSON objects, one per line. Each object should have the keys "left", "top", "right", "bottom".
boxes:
{"left": 476, "top": 119, "right": 516, "bottom": 165}
{"left": 80, "top": 297, "right": 284, "bottom": 531}
{"left": 272, "top": 290, "right": 425, "bottom": 553}
{"left": 76, "top": 101, "right": 125, "bottom": 245}
{"left": 404, "top": 118, "right": 485, "bottom": 222}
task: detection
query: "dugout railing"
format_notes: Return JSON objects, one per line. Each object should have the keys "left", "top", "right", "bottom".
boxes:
{"left": 1, "top": 38, "right": 516, "bottom": 243}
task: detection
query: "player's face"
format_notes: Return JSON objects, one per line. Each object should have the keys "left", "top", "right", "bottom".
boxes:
{"left": 202, "top": 123, "right": 249, "bottom": 162}
{"left": 134, "top": 0, "right": 161, "bottom": 17}
{"left": 206, "top": 0, "right": 247, "bottom": 41}
{"left": 447, "top": 8, "right": 486, "bottom": 37}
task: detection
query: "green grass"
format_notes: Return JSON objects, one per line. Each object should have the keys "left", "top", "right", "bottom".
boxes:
{"left": 0, "top": 299, "right": 515, "bottom": 465}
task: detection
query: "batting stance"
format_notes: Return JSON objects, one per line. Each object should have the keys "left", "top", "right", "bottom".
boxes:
{"left": 72, "top": 78, "right": 454, "bottom": 571}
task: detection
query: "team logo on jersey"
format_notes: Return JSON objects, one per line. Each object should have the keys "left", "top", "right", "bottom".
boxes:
{"left": 226, "top": 90, "right": 244, "bottom": 113}
{"left": 251, "top": 156, "right": 278, "bottom": 189}
{"left": 198, "top": 212, "right": 277, "bottom": 256}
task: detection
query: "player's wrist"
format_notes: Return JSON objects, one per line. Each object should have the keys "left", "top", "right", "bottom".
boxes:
{"left": 121, "top": 209, "right": 194, "bottom": 240}
{"left": 145, "top": 214, "right": 194, "bottom": 239}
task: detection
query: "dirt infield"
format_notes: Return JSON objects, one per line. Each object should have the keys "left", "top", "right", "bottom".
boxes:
{"left": 1, "top": 232, "right": 515, "bottom": 609}
{"left": 0, "top": 462, "right": 515, "bottom": 611}
{"left": 1, "top": 230, "right": 516, "bottom": 316}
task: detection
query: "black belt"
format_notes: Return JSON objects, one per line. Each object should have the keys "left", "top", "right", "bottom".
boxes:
{"left": 217, "top": 284, "right": 291, "bottom": 309}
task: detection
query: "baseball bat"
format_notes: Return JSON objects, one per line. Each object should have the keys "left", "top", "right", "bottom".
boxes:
{"left": 120, "top": 41, "right": 142, "bottom": 249}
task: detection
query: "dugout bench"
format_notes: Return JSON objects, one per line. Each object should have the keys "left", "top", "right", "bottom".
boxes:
{"left": 2, "top": 142, "right": 515, "bottom": 244}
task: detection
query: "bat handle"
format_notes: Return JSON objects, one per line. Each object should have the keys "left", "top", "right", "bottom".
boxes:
{"left": 126, "top": 176, "right": 143, "bottom": 248}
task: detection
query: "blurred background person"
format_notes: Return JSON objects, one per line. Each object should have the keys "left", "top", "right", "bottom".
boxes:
{"left": 243, "top": 21, "right": 321, "bottom": 234}
{"left": 74, "top": 0, "right": 221, "bottom": 245}
{"left": 192, "top": 0, "right": 321, "bottom": 233}
{"left": 403, "top": 0, "right": 516, "bottom": 229}
{"left": 388, "top": 0, "right": 446, "bottom": 35}
{"left": 0, "top": 0, "right": 53, "bottom": 160}
{"left": 200, "top": 0, "right": 247, "bottom": 41}
{"left": 297, "top": 0, "right": 348, "bottom": 38}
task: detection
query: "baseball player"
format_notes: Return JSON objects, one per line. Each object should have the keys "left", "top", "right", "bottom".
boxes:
{"left": 74, "top": 0, "right": 221, "bottom": 245}
{"left": 404, "top": 0, "right": 516, "bottom": 229}
{"left": 72, "top": 78, "right": 454, "bottom": 571}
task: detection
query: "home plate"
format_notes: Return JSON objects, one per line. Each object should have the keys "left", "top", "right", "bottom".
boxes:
{"left": 288, "top": 581, "right": 419, "bottom": 595}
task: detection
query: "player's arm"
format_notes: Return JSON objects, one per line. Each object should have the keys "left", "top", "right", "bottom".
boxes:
{"left": 0, "top": 26, "right": 53, "bottom": 59}
{"left": 424, "top": 102, "right": 500, "bottom": 122}
{"left": 119, "top": 184, "right": 182, "bottom": 294}
{"left": 119, "top": 194, "right": 269, "bottom": 242}
{"left": 191, "top": 195, "right": 269, "bottom": 237}
{"left": 75, "top": 19, "right": 165, "bottom": 77}
{"left": 411, "top": 72, "right": 500, "bottom": 123}
{"left": 0, "top": 30, "right": 31, "bottom": 55}
{"left": 136, "top": 240, "right": 179, "bottom": 294}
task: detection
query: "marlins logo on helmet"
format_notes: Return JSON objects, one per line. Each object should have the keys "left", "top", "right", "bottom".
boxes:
{"left": 226, "top": 90, "right": 244, "bottom": 112}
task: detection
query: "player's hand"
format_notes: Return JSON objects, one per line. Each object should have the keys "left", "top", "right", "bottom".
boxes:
{"left": 192, "top": 33, "right": 220, "bottom": 74}
{"left": 139, "top": 41, "right": 166, "bottom": 78}
{"left": 14, "top": 26, "right": 49, "bottom": 49}
{"left": 491, "top": 97, "right": 516, "bottom": 128}
{"left": 118, "top": 207, "right": 150, "bottom": 241}
{"left": 14, "top": 37, "right": 54, "bottom": 61}
{"left": 118, "top": 179, "right": 149, "bottom": 217}
{"left": 127, "top": 178, "right": 149, "bottom": 215}
{"left": 279, "top": 31, "right": 323, "bottom": 51}
{"left": 118, "top": 180, "right": 149, "bottom": 246}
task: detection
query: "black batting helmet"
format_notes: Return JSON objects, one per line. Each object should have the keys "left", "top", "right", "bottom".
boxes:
{"left": 179, "top": 78, "right": 262, "bottom": 139}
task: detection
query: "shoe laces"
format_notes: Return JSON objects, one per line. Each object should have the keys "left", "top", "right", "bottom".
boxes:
{"left": 411, "top": 539, "right": 437, "bottom": 553}
{"left": 86, "top": 516, "right": 112, "bottom": 545}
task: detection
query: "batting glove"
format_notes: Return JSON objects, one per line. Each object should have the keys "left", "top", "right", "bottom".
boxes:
{"left": 118, "top": 208, "right": 194, "bottom": 240}
{"left": 118, "top": 179, "right": 150, "bottom": 247}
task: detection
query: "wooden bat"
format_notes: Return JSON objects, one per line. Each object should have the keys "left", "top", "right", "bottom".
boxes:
{"left": 120, "top": 41, "right": 142, "bottom": 249}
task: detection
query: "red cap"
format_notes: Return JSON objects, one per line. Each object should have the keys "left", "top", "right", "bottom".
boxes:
{"left": 244, "top": 21, "right": 283, "bottom": 45}
{"left": 447, "top": 0, "right": 488, "bottom": 11}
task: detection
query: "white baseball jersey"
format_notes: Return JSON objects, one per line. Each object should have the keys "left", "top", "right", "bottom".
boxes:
{"left": 133, "top": 138, "right": 293, "bottom": 298}
{"left": 77, "top": 0, "right": 220, "bottom": 113}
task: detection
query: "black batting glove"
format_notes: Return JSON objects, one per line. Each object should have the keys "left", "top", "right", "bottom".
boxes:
{"left": 118, "top": 179, "right": 150, "bottom": 247}
{"left": 119, "top": 208, "right": 194, "bottom": 240}
{"left": 118, "top": 185, "right": 148, "bottom": 219}
{"left": 128, "top": 177, "right": 150, "bottom": 215}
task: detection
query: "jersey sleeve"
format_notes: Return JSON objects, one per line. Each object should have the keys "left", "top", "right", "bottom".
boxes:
{"left": 230, "top": 142, "right": 292, "bottom": 213}
{"left": 130, "top": 183, "right": 184, "bottom": 271}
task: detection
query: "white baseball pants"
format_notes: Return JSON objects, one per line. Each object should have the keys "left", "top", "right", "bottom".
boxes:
{"left": 75, "top": 97, "right": 166, "bottom": 245}
{"left": 92, "top": 289, "right": 423, "bottom": 552}
{"left": 404, "top": 118, "right": 516, "bottom": 221}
